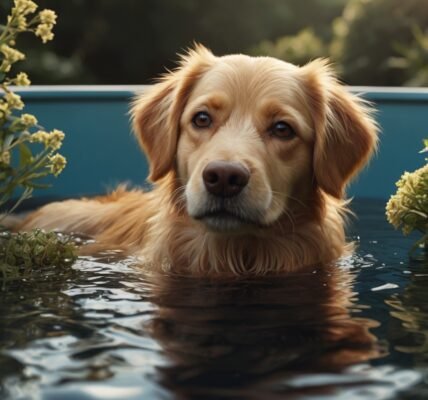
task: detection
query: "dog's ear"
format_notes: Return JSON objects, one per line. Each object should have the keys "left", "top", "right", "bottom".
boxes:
{"left": 132, "top": 44, "right": 215, "bottom": 182}
{"left": 301, "top": 59, "right": 379, "bottom": 198}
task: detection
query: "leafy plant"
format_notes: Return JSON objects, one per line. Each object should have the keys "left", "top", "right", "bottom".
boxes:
{"left": 0, "top": 0, "right": 66, "bottom": 218}
{"left": 0, "top": 1, "right": 77, "bottom": 285}
{"left": 389, "top": 25, "right": 428, "bottom": 86}
{"left": 386, "top": 140, "right": 428, "bottom": 255}
{"left": 251, "top": 28, "right": 327, "bottom": 66}
{"left": 0, "top": 229, "right": 77, "bottom": 285}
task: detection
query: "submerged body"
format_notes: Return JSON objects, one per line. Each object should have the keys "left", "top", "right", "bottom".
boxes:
{"left": 19, "top": 183, "right": 351, "bottom": 275}
{"left": 18, "top": 45, "right": 378, "bottom": 276}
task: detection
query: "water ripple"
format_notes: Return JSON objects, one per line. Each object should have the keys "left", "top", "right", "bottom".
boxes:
{"left": 1, "top": 199, "right": 428, "bottom": 399}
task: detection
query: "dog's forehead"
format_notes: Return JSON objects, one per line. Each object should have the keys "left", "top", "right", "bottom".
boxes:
{"left": 190, "top": 54, "right": 308, "bottom": 109}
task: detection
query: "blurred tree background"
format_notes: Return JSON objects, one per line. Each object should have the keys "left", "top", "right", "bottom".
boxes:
{"left": 2, "top": 0, "right": 427, "bottom": 86}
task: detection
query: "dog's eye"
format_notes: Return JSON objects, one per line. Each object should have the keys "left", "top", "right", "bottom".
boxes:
{"left": 270, "top": 121, "right": 296, "bottom": 140}
{"left": 192, "top": 111, "right": 212, "bottom": 128}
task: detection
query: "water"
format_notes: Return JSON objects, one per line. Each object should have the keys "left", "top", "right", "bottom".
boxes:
{"left": 1, "top": 198, "right": 427, "bottom": 400}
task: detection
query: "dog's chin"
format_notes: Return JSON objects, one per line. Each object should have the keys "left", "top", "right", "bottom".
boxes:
{"left": 193, "top": 210, "right": 263, "bottom": 233}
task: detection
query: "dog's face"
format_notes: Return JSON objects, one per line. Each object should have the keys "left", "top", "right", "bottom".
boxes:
{"left": 177, "top": 56, "right": 315, "bottom": 231}
{"left": 133, "top": 45, "right": 377, "bottom": 233}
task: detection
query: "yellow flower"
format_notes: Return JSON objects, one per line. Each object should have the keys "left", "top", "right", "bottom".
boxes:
{"left": 386, "top": 163, "right": 428, "bottom": 235}
{"left": 29, "top": 129, "right": 65, "bottom": 150}
{"left": 35, "top": 23, "right": 54, "bottom": 43}
{"left": 0, "top": 151, "right": 11, "bottom": 165}
{"left": 4, "top": 92, "right": 24, "bottom": 110}
{"left": 15, "top": 72, "right": 31, "bottom": 86}
{"left": 39, "top": 9, "right": 57, "bottom": 25}
{"left": 0, "top": 63, "right": 11, "bottom": 73}
{"left": 0, "top": 102, "right": 11, "bottom": 118}
{"left": 15, "top": 14, "right": 27, "bottom": 31}
{"left": 47, "top": 129, "right": 65, "bottom": 151}
{"left": 49, "top": 153, "right": 66, "bottom": 176}
{"left": 30, "top": 130, "right": 50, "bottom": 144}
{"left": 13, "top": 0, "right": 37, "bottom": 15}
{"left": 0, "top": 44, "right": 25, "bottom": 63}
{"left": 21, "top": 113, "right": 37, "bottom": 126}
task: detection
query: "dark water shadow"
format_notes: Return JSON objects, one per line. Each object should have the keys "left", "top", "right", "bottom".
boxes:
{"left": 141, "top": 264, "right": 384, "bottom": 399}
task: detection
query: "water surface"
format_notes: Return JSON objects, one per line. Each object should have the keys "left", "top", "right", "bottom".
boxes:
{"left": 1, "top": 198, "right": 427, "bottom": 399}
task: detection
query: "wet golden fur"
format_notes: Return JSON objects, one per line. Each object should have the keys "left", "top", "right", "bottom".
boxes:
{"left": 18, "top": 45, "right": 378, "bottom": 276}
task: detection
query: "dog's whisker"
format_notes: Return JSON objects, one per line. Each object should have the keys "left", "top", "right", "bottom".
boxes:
{"left": 282, "top": 209, "right": 296, "bottom": 234}
{"left": 284, "top": 195, "right": 310, "bottom": 209}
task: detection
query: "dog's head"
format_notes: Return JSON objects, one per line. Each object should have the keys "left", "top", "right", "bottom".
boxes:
{"left": 132, "top": 45, "right": 378, "bottom": 232}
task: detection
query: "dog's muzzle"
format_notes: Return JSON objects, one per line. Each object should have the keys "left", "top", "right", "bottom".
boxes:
{"left": 202, "top": 161, "right": 250, "bottom": 198}
{"left": 191, "top": 161, "right": 261, "bottom": 231}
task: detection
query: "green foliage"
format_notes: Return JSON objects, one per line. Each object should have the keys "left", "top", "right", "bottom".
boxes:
{"left": 3, "top": 0, "right": 428, "bottom": 86}
{"left": 10, "top": 0, "right": 347, "bottom": 84}
{"left": 389, "top": 26, "right": 428, "bottom": 86}
{"left": 330, "top": 0, "right": 428, "bottom": 85}
{"left": 0, "top": 0, "right": 67, "bottom": 218}
{"left": 251, "top": 28, "right": 327, "bottom": 66}
{"left": 0, "top": 1, "right": 77, "bottom": 283}
{"left": 386, "top": 140, "right": 428, "bottom": 255}
{"left": 251, "top": 0, "right": 428, "bottom": 86}
{"left": 0, "top": 229, "right": 77, "bottom": 285}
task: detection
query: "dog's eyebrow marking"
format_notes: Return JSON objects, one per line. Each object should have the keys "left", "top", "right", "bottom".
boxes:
{"left": 208, "top": 93, "right": 229, "bottom": 110}
{"left": 259, "top": 99, "right": 287, "bottom": 117}
{"left": 189, "top": 92, "right": 230, "bottom": 112}
{"left": 258, "top": 99, "right": 313, "bottom": 142}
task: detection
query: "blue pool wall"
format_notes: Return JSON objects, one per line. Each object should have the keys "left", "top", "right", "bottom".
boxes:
{"left": 17, "top": 86, "right": 428, "bottom": 200}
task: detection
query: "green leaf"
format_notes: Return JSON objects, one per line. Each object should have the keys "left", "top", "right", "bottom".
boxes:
{"left": 0, "top": 72, "right": 5, "bottom": 83}
{"left": 0, "top": 165, "right": 14, "bottom": 175}
{"left": 26, "top": 171, "right": 51, "bottom": 180}
{"left": 24, "top": 181, "right": 51, "bottom": 189}
{"left": 18, "top": 143, "right": 33, "bottom": 167}
{"left": 3, "top": 134, "right": 15, "bottom": 150}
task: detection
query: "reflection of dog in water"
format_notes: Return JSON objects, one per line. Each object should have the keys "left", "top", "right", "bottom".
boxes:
{"left": 146, "top": 266, "right": 382, "bottom": 397}
{"left": 17, "top": 45, "right": 378, "bottom": 276}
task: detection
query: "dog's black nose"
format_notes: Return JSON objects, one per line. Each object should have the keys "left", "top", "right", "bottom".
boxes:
{"left": 202, "top": 161, "right": 250, "bottom": 198}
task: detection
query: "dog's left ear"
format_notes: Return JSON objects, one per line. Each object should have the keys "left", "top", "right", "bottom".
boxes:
{"left": 132, "top": 44, "right": 215, "bottom": 182}
{"left": 301, "top": 59, "right": 379, "bottom": 198}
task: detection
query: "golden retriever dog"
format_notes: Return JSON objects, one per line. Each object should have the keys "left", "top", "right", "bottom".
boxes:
{"left": 18, "top": 44, "right": 378, "bottom": 276}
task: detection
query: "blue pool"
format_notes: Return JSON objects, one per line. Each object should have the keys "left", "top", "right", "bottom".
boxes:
{"left": 1, "top": 87, "right": 427, "bottom": 399}
{"left": 16, "top": 86, "right": 428, "bottom": 200}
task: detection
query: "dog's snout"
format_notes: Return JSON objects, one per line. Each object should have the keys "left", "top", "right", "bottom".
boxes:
{"left": 202, "top": 161, "right": 250, "bottom": 198}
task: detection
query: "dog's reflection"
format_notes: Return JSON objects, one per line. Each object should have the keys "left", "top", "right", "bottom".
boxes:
{"left": 144, "top": 265, "right": 383, "bottom": 397}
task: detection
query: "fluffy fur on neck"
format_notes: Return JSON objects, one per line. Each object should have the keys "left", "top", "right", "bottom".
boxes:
{"left": 119, "top": 176, "right": 351, "bottom": 276}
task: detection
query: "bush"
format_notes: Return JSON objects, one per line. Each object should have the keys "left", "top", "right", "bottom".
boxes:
{"left": 0, "top": 0, "right": 76, "bottom": 285}
{"left": 251, "top": 28, "right": 327, "bottom": 66}
{"left": 0, "top": 0, "right": 67, "bottom": 216}
{"left": 331, "top": 0, "right": 428, "bottom": 85}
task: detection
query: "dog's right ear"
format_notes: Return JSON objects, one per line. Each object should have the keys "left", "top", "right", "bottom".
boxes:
{"left": 132, "top": 44, "right": 215, "bottom": 182}
{"left": 300, "top": 59, "right": 379, "bottom": 199}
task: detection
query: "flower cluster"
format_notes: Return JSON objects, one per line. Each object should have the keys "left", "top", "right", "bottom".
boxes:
{"left": 0, "top": 44, "right": 25, "bottom": 71}
{"left": 386, "top": 164, "right": 428, "bottom": 236}
{"left": 0, "top": 0, "right": 67, "bottom": 218}
{"left": 14, "top": 72, "right": 31, "bottom": 86}
{"left": 4, "top": 91, "right": 24, "bottom": 109}
{"left": 30, "top": 129, "right": 65, "bottom": 151}
{"left": 21, "top": 113, "right": 37, "bottom": 126}
{"left": 13, "top": 0, "right": 37, "bottom": 15}
{"left": 0, "top": 1, "right": 76, "bottom": 279}
{"left": 49, "top": 153, "right": 67, "bottom": 176}
{"left": 0, "top": 0, "right": 57, "bottom": 72}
